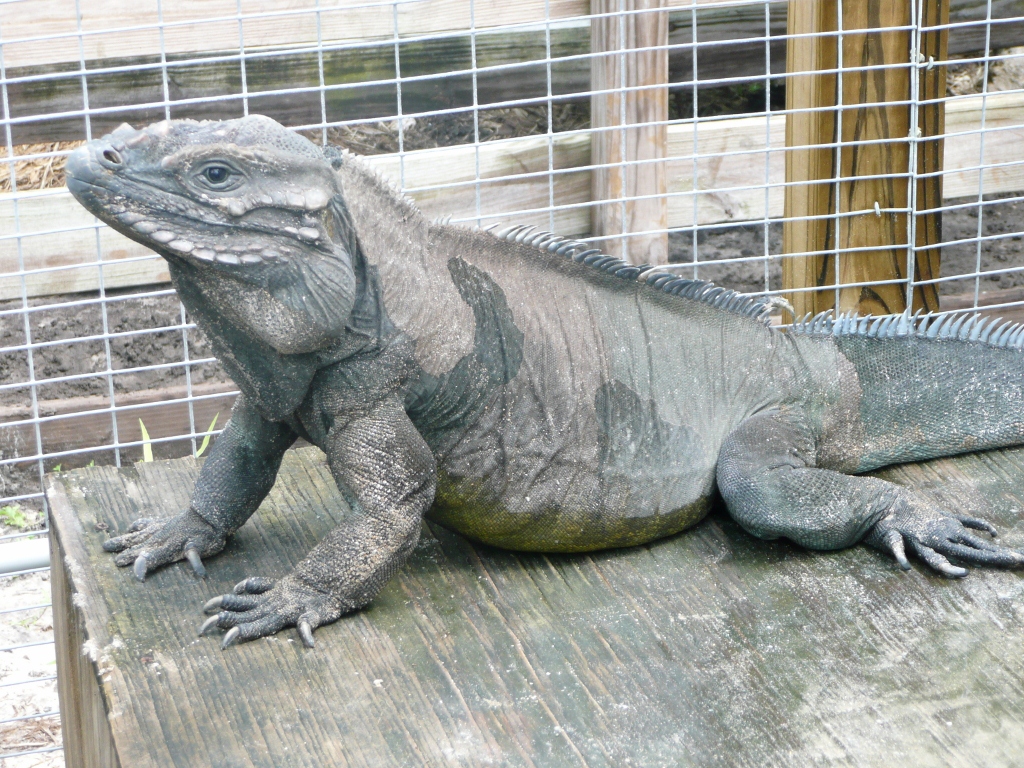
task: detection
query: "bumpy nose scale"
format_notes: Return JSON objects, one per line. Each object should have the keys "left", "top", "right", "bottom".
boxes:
{"left": 65, "top": 121, "right": 149, "bottom": 189}
{"left": 98, "top": 146, "right": 123, "bottom": 168}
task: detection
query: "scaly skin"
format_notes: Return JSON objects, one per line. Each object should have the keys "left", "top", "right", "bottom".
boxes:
{"left": 66, "top": 115, "right": 1024, "bottom": 649}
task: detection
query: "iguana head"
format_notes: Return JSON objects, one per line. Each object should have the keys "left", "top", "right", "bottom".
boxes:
{"left": 66, "top": 115, "right": 356, "bottom": 336}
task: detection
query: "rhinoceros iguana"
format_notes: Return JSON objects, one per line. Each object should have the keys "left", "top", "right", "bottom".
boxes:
{"left": 65, "top": 115, "right": 1024, "bottom": 649}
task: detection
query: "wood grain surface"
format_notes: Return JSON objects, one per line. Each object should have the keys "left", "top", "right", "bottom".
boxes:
{"left": 590, "top": 0, "right": 669, "bottom": 264}
{"left": 782, "top": 0, "right": 947, "bottom": 319}
{"left": 47, "top": 445, "right": 1024, "bottom": 767}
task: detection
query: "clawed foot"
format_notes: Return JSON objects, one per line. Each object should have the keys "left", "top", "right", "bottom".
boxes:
{"left": 102, "top": 509, "right": 226, "bottom": 580}
{"left": 198, "top": 576, "right": 345, "bottom": 649}
{"left": 867, "top": 494, "right": 1024, "bottom": 577}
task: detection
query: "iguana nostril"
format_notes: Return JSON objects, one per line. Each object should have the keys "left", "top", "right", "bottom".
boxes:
{"left": 102, "top": 148, "right": 123, "bottom": 166}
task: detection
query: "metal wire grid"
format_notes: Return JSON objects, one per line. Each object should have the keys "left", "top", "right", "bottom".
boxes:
{"left": 0, "top": 1, "right": 1021, "bottom": 763}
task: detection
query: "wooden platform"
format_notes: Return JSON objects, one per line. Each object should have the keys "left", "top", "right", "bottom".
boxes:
{"left": 46, "top": 445, "right": 1024, "bottom": 768}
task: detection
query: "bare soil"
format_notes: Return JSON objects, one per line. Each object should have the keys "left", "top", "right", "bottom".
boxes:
{"left": 669, "top": 194, "right": 1024, "bottom": 297}
{"left": 0, "top": 293, "right": 231, "bottom": 507}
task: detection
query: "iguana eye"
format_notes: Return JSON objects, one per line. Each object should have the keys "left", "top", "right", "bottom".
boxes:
{"left": 194, "top": 163, "right": 242, "bottom": 191}
{"left": 203, "top": 165, "right": 230, "bottom": 184}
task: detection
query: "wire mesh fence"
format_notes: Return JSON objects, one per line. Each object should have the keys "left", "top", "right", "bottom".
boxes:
{"left": 1, "top": 1, "right": 1023, "bottom": 764}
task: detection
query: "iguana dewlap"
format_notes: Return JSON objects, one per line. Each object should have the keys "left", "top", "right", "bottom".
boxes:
{"left": 66, "top": 115, "right": 1024, "bottom": 649}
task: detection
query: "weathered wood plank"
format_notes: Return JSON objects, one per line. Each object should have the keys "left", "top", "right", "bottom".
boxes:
{"left": 2, "top": 0, "right": 1015, "bottom": 71}
{"left": 0, "top": 0, "right": 782, "bottom": 78}
{"left": 0, "top": 0, "right": 595, "bottom": 70}
{"left": 1, "top": 24, "right": 593, "bottom": 146}
{"left": 49, "top": 481, "right": 121, "bottom": 768}
{"left": 0, "top": 132, "right": 591, "bottom": 301}
{"left": 590, "top": 0, "right": 670, "bottom": 263}
{"left": 943, "top": 91, "right": 1024, "bottom": 201}
{"left": 0, "top": 188, "right": 171, "bottom": 300}
{"left": 46, "top": 445, "right": 1024, "bottom": 766}
{"left": 913, "top": 0, "right": 950, "bottom": 312}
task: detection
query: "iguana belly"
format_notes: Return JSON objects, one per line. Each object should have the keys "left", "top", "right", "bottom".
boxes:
{"left": 427, "top": 470, "right": 713, "bottom": 552}
{"left": 425, "top": 391, "right": 718, "bottom": 553}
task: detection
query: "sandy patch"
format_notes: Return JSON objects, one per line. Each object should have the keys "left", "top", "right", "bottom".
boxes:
{"left": 0, "top": 570, "right": 63, "bottom": 768}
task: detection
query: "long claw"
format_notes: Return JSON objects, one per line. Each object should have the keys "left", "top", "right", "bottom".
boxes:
{"left": 234, "top": 577, "right": 275, "bottom": 595}
{"left": 940, "top": 541, "right": 1024, "bottom": 568}
{"left": 911, "top": 541, "right": 968, "bottom": 578}
{"left": 221, "top": 626, "right": 241, "bottom": 649}
{"left": 298, "top": 620, "right": 315, "bottom": 648}
{"left": 203, "top": 596, "right": 223, "bottom": 614}
{"left": 885, "top": 530, "right": 911, "bottom": 570}
{"left": 133, "top": 553, "right": 149, "bottom": 582}
{"left": 956, "top": 530, "right": 1001, "bottom": 552}
{"left": 198, "top": 614, "right": 220, "bottom": 636}
{"left": 955, "top": 514, "right": 999, "bottom": 537}
{"left": 185, "top": 548, "right": 206, "bottom": 578}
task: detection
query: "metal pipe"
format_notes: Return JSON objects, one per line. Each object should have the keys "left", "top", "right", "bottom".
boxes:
{"left": 0, "top": 537, "right": 50, "bottom": 576}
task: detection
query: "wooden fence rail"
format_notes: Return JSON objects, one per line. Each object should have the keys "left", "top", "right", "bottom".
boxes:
{"left": 2, "top": 1, "right": 1019, "bottom": 144}
{"left": 0, "top": 382, "right": 236, "bottom": 465}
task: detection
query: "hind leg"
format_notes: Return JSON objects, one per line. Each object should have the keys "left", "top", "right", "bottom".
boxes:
{"left": 716, "top": 408, "right": 1024, "bottom": 575}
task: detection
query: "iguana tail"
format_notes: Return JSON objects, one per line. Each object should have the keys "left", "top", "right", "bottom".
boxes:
{"left": 799, "top": 310, "right": 1024, "bottom": 471}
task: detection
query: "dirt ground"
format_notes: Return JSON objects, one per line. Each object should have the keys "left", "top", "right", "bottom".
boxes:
{"left": 0, "top": 293, "right": 230, "bottom": 508}
{"left": 668, "top": 194, "right": 1024, "bottom": 296}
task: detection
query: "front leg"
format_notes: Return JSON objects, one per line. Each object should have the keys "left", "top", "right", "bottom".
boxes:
{"left": 200, "top": 396, "right": 436, "bottom": 648}
{"left": 717, "top": 407, "right": 1024, "bottom": 576}
{"left": 102, "top": 395, "right": 297, "bottom": 579}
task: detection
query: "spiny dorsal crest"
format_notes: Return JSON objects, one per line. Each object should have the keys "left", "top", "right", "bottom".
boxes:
{"left": 792, "top": 308, "right": 1024, "bottom": 350}
{"left": 321, "top": 144, "right": 421, "bottom": 215}
{"left": 486, "top": 223, "right": 774, "bottom": 325}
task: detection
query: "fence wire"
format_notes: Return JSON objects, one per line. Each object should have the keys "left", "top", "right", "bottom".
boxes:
{"left": 0, "top": 1, "right": 1022, "bottom": 764}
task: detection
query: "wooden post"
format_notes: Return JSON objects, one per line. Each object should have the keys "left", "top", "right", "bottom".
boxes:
{"left": 590, "top": 0, "right": 669, "bottom": 264}
{"left": 783, "top": 0, "right": 948, "bottom": 317}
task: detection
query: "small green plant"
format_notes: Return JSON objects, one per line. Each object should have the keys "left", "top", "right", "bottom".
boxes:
{"left": 139, "top": 418, "right": 154, "bottom": 462}
{"left": 0, "top": 504, "right": 29, "bottom": 529}
{"left": 52, "top": 463, "right": 61, "bottom": 472}
{"left": 87, "top": 459, "right": 95, "bottom": 468}
{"left": 195, "top": 412, "right": 220, "bottom": 458}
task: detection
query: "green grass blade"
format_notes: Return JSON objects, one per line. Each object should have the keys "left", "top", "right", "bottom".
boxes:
{"left": 139, "top": 418, "right": 153, "bottom": 462}
{"left": 195, "top": 412, "right": 220, "bottom": 458}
